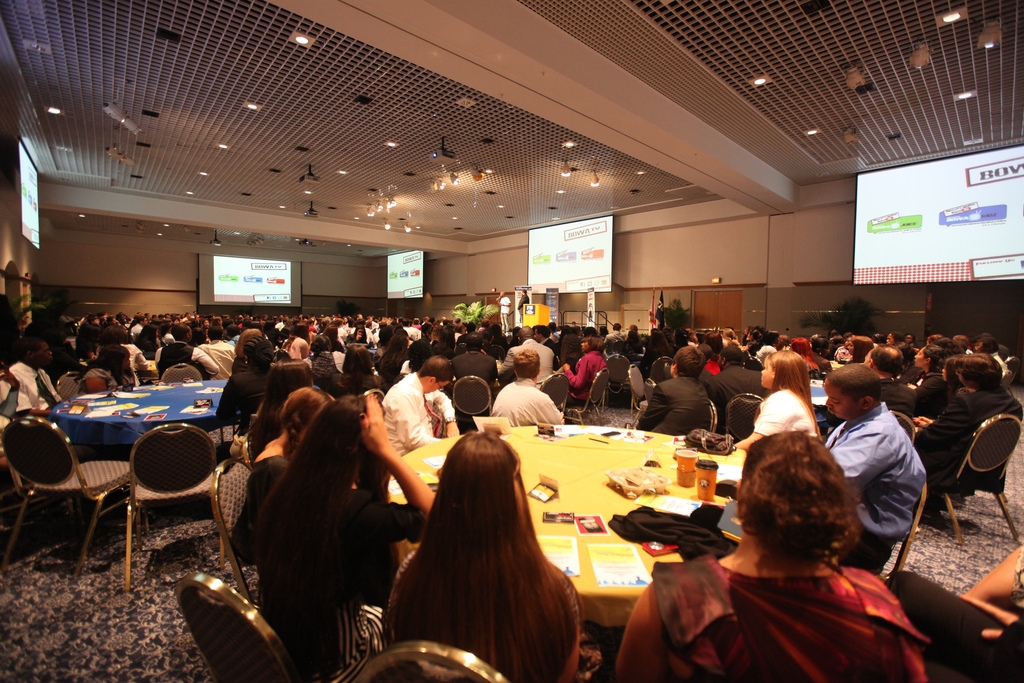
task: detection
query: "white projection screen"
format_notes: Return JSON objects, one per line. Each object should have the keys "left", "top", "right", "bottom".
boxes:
{"left": 387, "top": 251, "right": 424, "bottom": 299}
{"left": 199, "top": 254, "right": 301, "bottom": 306}
{"left": 854, "top": 144, "right": 1024, "bottom": 284}
{"left": 528, "top": 216, "right": 613, "bottom": 293}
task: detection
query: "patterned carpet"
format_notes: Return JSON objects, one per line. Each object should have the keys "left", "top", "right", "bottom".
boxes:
{"left": 1, "top": 386, "right": 1022, "bottom": 682}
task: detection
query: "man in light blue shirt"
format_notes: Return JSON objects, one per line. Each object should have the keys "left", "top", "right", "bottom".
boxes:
{"left": 824, "top": 363, "right": 925, "bottom": 573}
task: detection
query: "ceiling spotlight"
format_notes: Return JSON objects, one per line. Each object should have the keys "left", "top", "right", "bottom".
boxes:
{"left": 439, "top": 178, "right": 447, "bottom": 190}
{"left": 405, "top": 225, "right": 411, "bottom": 233}
{"left": 384, "top": 220, "right": 391, "bottom": 230}
{"left": 431, "top": 179, "right": 439, "bottom": 192}
{"left": 472, "top": 170, "right": 484, "bottom": 181}
{"left": 843, "top": 126, "right": 859, "bottom": 145}
{"left": 304, "top": 201, "right": 318, "bottom": 217}
{"left": 103, "top": 102, "right": 141, "bottom": 134}
{"left": 366, "top": 204, "right": 375, "bottom": 217}
{"left": 843, "top": 66, "right": 876, "bottom": 95}
{"left": 376, "top": 199, "right": 385, "bottom": 212}
{"left": 244, "top": 102, "right": 262, "bottom": 111}
{"left": 590, "top": 172, "right": 600, "bottom": 187}
{"left": 299, "top": 163, "right": 320, "bottom": 185}
{"left": 978, "top": 20, "right": 1002, "bottom": 49}
{"left": 105, "top": 145, "right": 135, "bottom": 167}
{"left": 289, "top": 31, "right": 314, "bottom": 47}
{"left": 450, "top": 172, "right": 459, "bottom": 185}
{"left": 909, "top": 41, "right": 931, "bottom": 69}
{"left": 560, "top": 161, "right": 572, "bottom": 177}
{"left": 47, "top": 106, "right": 61, "bottom": 115}
{"left": 386, "top": 196, "right": 397, "bottom": 209}
{"left": 211, "top": 230, "right": 222, "bottom": 246}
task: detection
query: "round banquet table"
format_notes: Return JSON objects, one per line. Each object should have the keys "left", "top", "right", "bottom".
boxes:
{"left": 400, "top": 426, "right": 745, "bottom": 627}
{"left": 49, "top": 380, "right": 230, "bottom": 445}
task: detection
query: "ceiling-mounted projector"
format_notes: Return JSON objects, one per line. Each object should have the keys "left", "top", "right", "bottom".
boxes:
{"left": 304, "top": 201, "right": 318, "bottom": 217}
{"left": 299, "top": 163, "right": 320, "bottom": 184}
{"left": 429, "top": 135, "right": 456, "bottom": 164}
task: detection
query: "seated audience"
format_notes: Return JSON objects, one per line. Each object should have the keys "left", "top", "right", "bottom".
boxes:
{"left": 231, "top": 387, "right": 331, "bottom": 562}
{"left": 229, "top": 328, "right": 265, "bottom": 375}
{"left": 97, "top": 324, "right": 148, "bottom": 379}
{"left": 309, "top": 334, "right": 339, "bottom": 390}
{"left": 10, "top": 337, "right": 60, "bottom": 416}
{"left": 973, "top": 333, "right": 1010, "bottom": 380}
{"left": 491, "top": 349, "right": 562, "bottom": 427}
{"left": 81, "top": 345, "right": 132, "bottom": 393}
{"left": 283, "top": 323, "right": 311, "bottom": 362}
{"left": 534, "top": 323, "right": 559, "bottom": 355}
{"left": 866, "top": 344, "right": 917, "bottom": 417}
{"left": 383, "top": 356, "right": 458, "bottom": 455}
{"left": 154, "top": 324, "right": 219, "bottom": 379}
{"left": 823, "top": 364, "right": 925, "bottom": 572}
{"left": 216, "top": 337, "right": 274, "bottom": 437}
{"left": 498, "top": 326, "right": 555, "bottom": 385}
{"left": 563, "top": 334, "right": 607, "bottom": 404}
{"left": 847, "top": 335, "right": 875, "bottom": 364}
{"left": 913, "top": 353, "right": 1023, "bottom": 492}
{"left": 256, "top": 395, "right": 433, "bottom": 682}
{"left": 246, "top": 360, "right": 315, "bottom": 457}
{"left": 134, "top": 324, "right": 159, "bottom": 358}
{"left": 616, "top": 432, "right": 927, "bottom": 683}
{"left": 789, "top": 337, "right": 824, "bottom": 380}
{"left": 197, "top": 326, "right": 234, "bottom": 379}
{"left": 911, "top": 344, "right": 949, "bottom": 418}
{"left": 450, "top": 332, "right": 498, "bottom": 388}
{"left": 388, "top": 431, "right": 579, "bottom": 682}
{"left": 637, "top": 347, "right": 712, "bottom": 435}
{"left": 703, "top": 344, "right": 768, "bottom": 435}
{"left": 889, "top": 545, "right": 1024, "bottom": 680}
{"left": 330, "top": 345, "right": 382, "bottom": 398}
{"left": 40, "top": 328, "right": 83, "bottom": 386}
{"left": 559, "top": 332, "right": 583, "bottom": 374}
{"left": 734, "top": 350, "right": 819, "bottom": 451}
{"left": 639, "top": 330, "right": 673, "bottom": 379}
{"left": 375, "top": 328, "right": 409, "bottom": 392}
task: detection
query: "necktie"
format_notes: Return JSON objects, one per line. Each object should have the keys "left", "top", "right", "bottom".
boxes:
{"left": 36, "top": 372, "right": 58, "bottom": 408}
{"left": 424, "top": 396, "right": 443, "bottom": 438}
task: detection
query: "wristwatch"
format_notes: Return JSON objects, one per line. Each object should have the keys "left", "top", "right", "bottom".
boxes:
{"left": 444, "top": 417, "right": 457, "bottom": 424}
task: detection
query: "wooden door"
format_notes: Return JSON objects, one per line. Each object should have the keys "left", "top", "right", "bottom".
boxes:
{"left": 693, "top": 290, "right": 743, "bottom": 330}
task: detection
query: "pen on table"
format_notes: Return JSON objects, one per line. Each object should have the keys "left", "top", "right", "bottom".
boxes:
{"left": 589, "top": 437, "right": 608, "bottom": 444}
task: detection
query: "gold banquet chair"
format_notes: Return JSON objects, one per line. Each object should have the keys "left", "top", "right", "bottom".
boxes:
{"left": 650, "top": 356, "right": 673, "bottom": 384}
{"left": 356, "top": 641, "right": 509, "bottom": 683}
{"left": 725, "top": 393, "right": 764, "bottom": 441}
{"left": 565, "top": 368, "right": 610, "bottom": 426}
{"left": 211, "top": 457, "right": 253, "bottom": 602}
{"left": 160, "top": 363, "right": 203, "bottom": 383}
{"left": 176, "top": 572, "right": 302, "bottom": 683}
{"left": 126, "top": 423, "right": 216, "bottom": 591}
{"left": 539, "top": 372, "right": 570, "bottom": 414}
{"left": 1, "top": 416, "right": 129, "bottom": 575}
{"left": 452, "top": 376, "right": 492, "bottom": 419}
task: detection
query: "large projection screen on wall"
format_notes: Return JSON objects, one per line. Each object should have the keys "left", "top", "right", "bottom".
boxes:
{"left": 527, "top": 215, "right": 613, "bottom": 293}
{"left": 199, "top": 254, "right": 302, "bottom": 306}
{"left": 854, "top": 144, "right": 1024, "bottom": 284}
{"left": 387, "top": 251, "right": 424, "bottom": 299}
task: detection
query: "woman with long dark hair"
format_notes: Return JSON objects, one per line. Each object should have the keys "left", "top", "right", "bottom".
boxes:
{"left": 247, "top": 360, "right": 313, "bottom": 456}
{"left": 330, "top": 345, "right": 382, "bottom": 398}
{"left": 387, "top": 432, "right": 579, "bottom": 682}
{"left": 257, "top": 395, "right": 433, "bottom": 682}
{"left": 639, "top": 329, "right": 673, "bottom": 379}
{"left": 910, "top": 344, "right": 949, "bottom": 418}
{"left": 81, "top": 345, "right": 131, "bottom": 393}
{"left": 375, "top": 328, "right": 409, "bottom": 391}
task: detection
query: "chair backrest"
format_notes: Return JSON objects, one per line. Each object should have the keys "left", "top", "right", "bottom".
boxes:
{"left": 2, "top": 416, "right": 78, "bottom": 489}
{"left": 605, "top": 355, "right": 630, "bottom": 384}
{"left": 539, "top": 373, "right": 570, "bottom": 412}
{"left": 1003, "top": 356, "right": 1019, "bottom": 388}
{"left": 130, "top": 423, "right": 216, "bottom": 494}
{"left": 356, "top": 640, "right": 509, "bottom": 683}
{"left": 454, "top": 342, "right": 467, "bottom": 356}
{"left": 960, "top": 414, "right": 1022, "bottom": 480}
{"left": 706, "top": 399, "right": 718, "bottom": 433}
{"left": 890, "top": 411, "right": 916, "bottom": 443}
{"left": 176, "top": 573, "right": 302, "bottom": 683}
{"left": 161, "top": 363, "right": 202, "bottom": 383}
{"left": 611, "top": 339, "right": 626, "bottom": 355}
{"left": 628, "top": 365, "right": 645, "bottom": 402}
{"left": 587, "top": 368, "right": 610, "bottom": 408}
{"left": 211, "top": 457, "right": 253, "bottom": 601}
{"left": 452, "top": 376, "right": 492, "bottom": 416}
{"left": 644, "top": 378, "right": 656, "bottom": 403}
{"left": 726, "top": 393, "right": 764, "bottom": 441}
{"left": 650, "top": 356, "right": 673, "bottom": 384}
{"left": 56, "top": 371, "right": 83, "bottom": 400}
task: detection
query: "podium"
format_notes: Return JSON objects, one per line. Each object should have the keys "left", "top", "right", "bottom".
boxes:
{"left": 522, "top": 304, "right": 550, "bottom": 327}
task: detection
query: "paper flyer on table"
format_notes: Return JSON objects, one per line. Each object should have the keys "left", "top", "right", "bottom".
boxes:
{"left": 635, "top": 493, "right": 702, "bottom": 516}
{"left": 133, "top": 405, "right": 170, "bottom": 415}
{"left": 114, "top": 391, "right": 148, "bottom": 398}
{"left": 422, "top": 455, "right": 447, "bottom": 470}
{"left": 144, "top": 385, "right": 175, "bottom": 391}
{"left": 538, "top": 536, "right": 580, "bottom": 577}
{"left": 587, "top": 545, "right": 652, "bottom": 587}
{"left": 196, "top": 387, "right": 223, "bottom": 394}
{"left": 183, "top": 382, "right": 203, "bottom": 388}
{"left": 717, "top": 464, "right": 743, "bottom": 481}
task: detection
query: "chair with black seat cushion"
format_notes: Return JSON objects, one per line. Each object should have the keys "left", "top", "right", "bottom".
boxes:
{"left": 452, "top": 376, "right": 492, "bottom": 422}
{"left": 176, "top": 572, "right": 302, "bottom": 683}
{"left": 356, "top": 640, "right": 509, "bottom": 683}
{"left": 565, "top": 368, "right": 610, "bottom": 425}
{"left": 539, "top": 373, "right": 570, "bottom": 414}
{"left": 605, "top": 355, "right": 631, "bottom": 396}
{"left": 161, "top": 363, "right": 202, "bottom": 383}
{"left": 126, "top": 423, "right": 216, "bottom": 591}
{"left": 211, "top": 457, "right": 253, "bottom": 602}
{"left": 650, "top": 356, "right": 673, "bottom": 384}
{"left": 726, "top": 393, "right": 764, "bottom": 441}
{"left": 941, "top": 414, "right": 1022, "bottom": 546}
{"left": 890, "top": 411, "right": 916, "bottom": 443}
{"left": 1, "top": 416, "right": 129, "bottom": 575}
{"left": 55, "top": 371, "right": 83, "bottom": 400}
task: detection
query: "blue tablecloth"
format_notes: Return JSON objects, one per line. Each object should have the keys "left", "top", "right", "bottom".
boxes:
{"left": 50, "top": 381, "right": 230, "bottom": 445}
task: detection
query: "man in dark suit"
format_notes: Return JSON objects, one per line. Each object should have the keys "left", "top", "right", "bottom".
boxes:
{"left": 534, "top": 324, "right": 558, "bottom": 355}
{"left": 866, "top": 345, "right": 916, "bottom": 417}
{"left": 450, "top": 332, "right": 498, "bottom": 390}
{"left": 637, "top": 347, "right": 712, "bottom": 435}
{"left": 703, "top": 344, "right": 769, "bottom": 434}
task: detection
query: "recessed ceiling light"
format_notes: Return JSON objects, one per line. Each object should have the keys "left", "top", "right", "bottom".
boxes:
{"left": 289, "top": 31, "right": 314, "bottom": 46}
{"left": 936, "top": 7, "right": 967, "bottom": 26}
{"left": 452, "top": 216, "right": 458, "bottom": 220}
{"left": 563, "top": 141, "right": 576, "bottom": 148}
{"left": 806, "top": 129, "right": 819, "bottom": 135}
{"left": 956, "top": 90, "right": 977, "bottom": 100}
{"left": 186, "top": 191, "right": 194, "bottom": 195}
{"left": 279, "top": 205, "right": 286, "bottom": 209}
{"left": 304, "top": 190, "right": 312, "bottom": 194}
{"left": 47, "top": 106, "right": 61, "bottom": 114}
{"left": 354, "top": 217, "right": 359, "bottom": 220}
{"left": 218, "top": 143, "right": 229, "bottom": 149}
{"left": 636, "top": 171, "right": 646, "bottom": 175}
{"left": 749, "top": 75, "right": 772, "bottom": 86}
{"left": 556, "top": 190, "right": 565, "bottom": 194}
{"left": 244, "top": 102, "right": 262, "bottom": 111}
{"left": 199, "top": 171, "right": 208, "bottom": 176}
{"left": 385, "top": 141, "right": 398, "bottom": 147}
{"left": 484, "top": 169, "right": 493, "bottom": 174}
{"left": 338, "top": 170, "right": 347, "bottom": 174}
{"left": 78, "top": 214, "right": 85, "bottom": 218}
{"left": 347, "top": 244, "right": 352, "bottom": 247}
{"left": 157, "top": 232, "right": 162, "bottom": 236}
{"left": 163, "top": 223, "right": 169, "bottom": 227}
{"left": 497, "top": 205, "right": 504, "bottom": 208}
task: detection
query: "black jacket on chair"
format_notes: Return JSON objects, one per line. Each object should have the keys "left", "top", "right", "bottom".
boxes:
{"left": 451, "top": 350, "right": 499, "bottom": 389}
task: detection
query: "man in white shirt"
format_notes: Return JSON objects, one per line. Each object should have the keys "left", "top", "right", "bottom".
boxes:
{"left": 383, "top": 356, "right": 459, "bottom": 455}
{"left": 154, "top": 324, "right": 221, "bottom": 379}
{"left": 492, "top": 349, "right": 562, "bottom": 427}
{"left": 498, "top": 291, "right": 512, "bottom": 333}
{"left": 10, "top": 337, "right": 60, "bottom": 416}
{"left": 498, "top": 326, "right": 555, "bottom": 385}
{"left": 198, "top": 327, "right": 235, "bottom": 379}
{"left": 402, "top": 318, "right": 422, "bottom": 342}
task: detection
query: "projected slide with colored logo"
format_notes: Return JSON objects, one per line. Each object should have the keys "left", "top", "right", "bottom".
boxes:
{"left": 213, "top": 255, "right": 293, "bottom": 304}
{"left": 528, "top": 216, "right": 614, "bottom": 293}
{"left": 387, "top": 251, "right": 424, "bottom": 299}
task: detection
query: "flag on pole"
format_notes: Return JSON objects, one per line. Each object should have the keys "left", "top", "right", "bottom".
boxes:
{"left": 649, "top": 288, "right": 657, "bottom": 329}
{"left": 656, "top": 290, "right": 665, "bottom": 329}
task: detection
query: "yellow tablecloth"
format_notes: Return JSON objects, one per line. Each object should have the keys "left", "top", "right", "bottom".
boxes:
{"left": 401, "top": 427, "right": 745, "bottom": 627}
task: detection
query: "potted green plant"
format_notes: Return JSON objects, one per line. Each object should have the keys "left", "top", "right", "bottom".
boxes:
{"left": 450, "top": 301, "right": 499, "bottom": 325}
